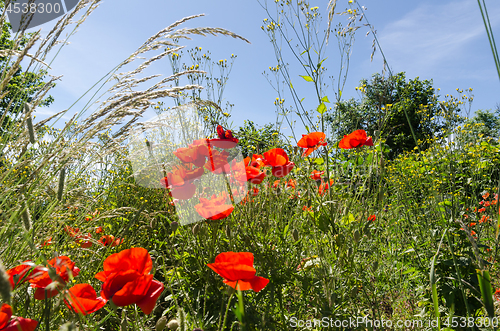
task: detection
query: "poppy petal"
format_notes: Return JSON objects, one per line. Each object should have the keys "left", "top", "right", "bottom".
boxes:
{"left": 135, "top": 280, "right": 164, "bottom": 315}
{"left": 3, "top": 317, "right": 38, "bottom": 331}
{"left": 207, "top": 262, "right": 256, "bottom": 282}
{"left": 223, "top": 279, "right": 253, "bottom": 291}
{"left": 249, "top": 276, "right": 270, "bottom": 292}
{"left": 263, "top": 148, "right": 288, "bottom": 167}
{"left": 99, "top": 248, "right": 153, "bottom": 279}
{"left": 111, "top": 274, "right": 153, "bottom": 307}
{"left": 65, "top": 284, "right": 107, "bottom": 315}
{"left": 214, "top": 252, "right": 254, "bottom": 266}
{"left": 170, "top": 182, "right": 196, "bottom": 200}
{"left": 0, "top": 304, "right": 12, "bottom": 329}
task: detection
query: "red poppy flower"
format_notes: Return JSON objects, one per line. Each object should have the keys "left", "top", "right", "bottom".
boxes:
{"left": 161, "top": 166, "right": 204, "bottom": 200}
{"left": 29, "top": 256, "right": 80, "bottom": 300}
{"left": 286, "top": 179, "right": 296, "bottom": 189}
{"left": 0, "top": 304, "right": 38, "bottom": 331}
{"left": 297, "top": 132, "right": 327, "bottom": 157}
{"left": 6, "top": 261, "right": 42, "bottom": 290}
{"left": 495, "top": 289, "right": 500, "bottom": 301}
{"left": 75, "top": 233, "right": 92, "bottom": 248}
{"left": 338, "top": 130, "right": 374, "bottom": 149}
{"left": 244, "top": 154, "right": 266, "bottom": 169}
{"left": 209, "top": 125, "right": 239, "bottom": 149}
{"left": 64, "top": 226, "right": 80, "bottom": 237}
{"left": 95, "top": 226, "right": 103, "bottom": 234}
{"left": 40, "top": 237, "right": 52, "bottom": 248}
{"left": 195, "top": 193, "right": 234, "bottom": 220}
{"left": 99, "top": 235, "right": 123, "bottom": 247}
{"left": 263, "top": 148, "right": 288, "bottom": 167}
{"left": 310, "top": 170, "right": 324, "bottom": 181}
{"left": 479, "top": 215, "right": 489, "bottom": 223}
{"left": 95, "top": 247, "right": 164, "bottom": 315}
{"left": 64, "top": 284, "right": 107, "bottom": 315}
{"left": 263, "top": 148, "right": 295, "bottom": 178}
{"left": 173, "top": 140, "right": 210, "bottom": 167}
{"left": 251, "top": 187, "right": 259, "bottom": 196}
{"left": 207, "top": 252, "right": 269, "bottom": 292}
{"left": 245, "top": 166, "right": 266, "bottom": 184}
{"left": 318, "top": 179, "right": 334, "bottom": 196}
{"left": 271, "top": 162, "right": 295, "bottom": 178}
{"left": 368, "top": 215, "right": 376, "bottom": 222}
{"left": 205, "top": 150, "right": 231, "bottom": 175}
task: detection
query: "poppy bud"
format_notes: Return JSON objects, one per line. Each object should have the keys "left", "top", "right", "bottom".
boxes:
{"left": 21, "top": 201, "right": 32, "bottom": 231}
{"left": 170, "top": 221, "right": 179, "bottom": 232}
{"left": 292, "top": 229, "right": 299, "bottom": 241}
{"left": 353, "top": 230, "right": 361, "bottom": 243}
{"left": 156, "top": 316, "right": 167, "bottom": 331}
{"left": 372, "top": 261, "right": 378, "bottom": 272}
{"left": 225, "top": 225, "right": 231, "bottom": 238}
{"left": 365, "top": 228, "right": 372, "bottom": 240}
{"left": 58, "top": 166, "right": 66, "bottom": 201}
{"left": 167, "top": 319, "right": 179, "bottom": 330}
{"left": 0, "top": 260, "right": 11, "bottom": 304}
{"left": 150, "top": 218, "right": 157, "bottom": 228}
{"left": 347, "top": 247, "right": 353, "bottom": 257}
{"left": 192, "top": 224, "right": 200, "bottom": 236}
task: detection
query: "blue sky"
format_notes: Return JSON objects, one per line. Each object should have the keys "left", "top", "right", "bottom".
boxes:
{"left": 24, "top": 0, "right": 500, "bottom": 135}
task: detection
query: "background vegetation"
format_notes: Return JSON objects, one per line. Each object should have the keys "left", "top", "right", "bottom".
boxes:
{"left": 0, "top": 0, "right": 499, "bottom": 330}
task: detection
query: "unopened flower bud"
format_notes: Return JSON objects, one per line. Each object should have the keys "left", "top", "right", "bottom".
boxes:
{"left": 364, "top": 227, "right": 372, "bottom": 240}
{"left": 192, "top": 223, "right": 200, "bottom": 236}
{"left": 353, "top": 230, "right": 361, "bottom": 243}
{"left": 0, "top": 260, "right": 11, "bottom": 304}
{"left": 156, "top": 316, "right": 167, "bottom": 331}
{"left": 372, "top": 261, "right": 378, "bottom": 272}
{"left": 167, "top": 319, "right": 179, "bottom": 330}
{"left": 292, "top": 229, "right": 299, "bottom": 241}
{"left": 170, "top": 221, "right": 179, "bottom": 232}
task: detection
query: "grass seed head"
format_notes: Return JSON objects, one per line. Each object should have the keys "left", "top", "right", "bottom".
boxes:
{"left": 0, "top": 260, "right": 11, "bottom": 304}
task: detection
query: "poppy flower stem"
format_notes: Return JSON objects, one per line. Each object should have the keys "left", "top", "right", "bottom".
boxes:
{"left": 219, "top": 289, "right": 235, "bottom": 331}
{"left": 43, "top": 294, "right": 51, "bottom": 331}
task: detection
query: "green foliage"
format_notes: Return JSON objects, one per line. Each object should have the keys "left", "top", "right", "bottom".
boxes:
{"left": 327, "top": 72, "right": 464, "bottom": 159}
{"left": 461, "top": 108, "right": 500, "bottom": 140}
{"left": 0, "top": 21, "right": 54, "bottom": 131}
{"left": 235, "top": 120, "right": 282, "bottom": 157}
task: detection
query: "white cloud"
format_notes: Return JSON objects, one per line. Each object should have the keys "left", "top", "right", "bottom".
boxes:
{"left": 377, "top": 0, "right": 500, "bottom": 79}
